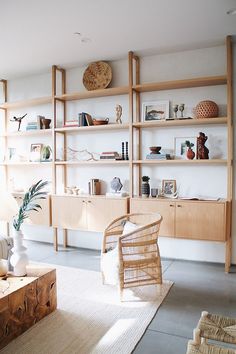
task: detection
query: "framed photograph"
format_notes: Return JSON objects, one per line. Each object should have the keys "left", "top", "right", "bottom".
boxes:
{"left": 142, "top": 100, "right": 169, "bottom": 121}
{"left": 30, "top": 143, "right": 42, "bottom": 162}
{"left": 162, "top": 179, "right": 176, "bottom": 197}
{"left": 174, "top": 136, "right": 197, "bottom": 159}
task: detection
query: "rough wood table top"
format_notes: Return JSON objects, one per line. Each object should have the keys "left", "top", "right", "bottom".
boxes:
{"left": 0, "top": 265, "right": 57, "bottom": 350}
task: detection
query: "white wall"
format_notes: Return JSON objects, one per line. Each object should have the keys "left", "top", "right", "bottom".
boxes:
{"left": 0, "top": 43, "right": 235, "bottom": 264}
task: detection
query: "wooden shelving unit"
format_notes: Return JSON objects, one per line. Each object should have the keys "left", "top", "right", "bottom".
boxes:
{"left": 0, "top": 37, "right": 233, "bottom": 269}
{"left": 128, "top": 35, "right": 233, "bottom": 272}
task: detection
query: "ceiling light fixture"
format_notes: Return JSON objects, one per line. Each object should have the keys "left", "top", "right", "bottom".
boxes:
{"left": 74, "top": 32, "right": 82, "bottom": 36}
{"left": 81, "top": 37, "right": 91, "bottom": 43}
{"left": 227, "top": 9, "right": 236, "bottom": 15}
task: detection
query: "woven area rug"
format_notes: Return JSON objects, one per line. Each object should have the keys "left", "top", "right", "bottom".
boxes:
{"left": 1, "top": 265, "right": 173, "bottom": 354}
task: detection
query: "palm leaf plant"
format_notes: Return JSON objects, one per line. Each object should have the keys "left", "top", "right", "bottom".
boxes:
{"left": 13, "top": 180, "right": 49, "bottom": 231}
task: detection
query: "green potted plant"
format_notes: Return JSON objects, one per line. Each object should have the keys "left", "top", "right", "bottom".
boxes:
{"left": 11, "top": 180, "right": 49, "bottom": 276}
{"left": 185, "top": 140, "right": 195, "bottom": 160}
{"left": 141, "top": 176, "right": 150, "bottom": 198}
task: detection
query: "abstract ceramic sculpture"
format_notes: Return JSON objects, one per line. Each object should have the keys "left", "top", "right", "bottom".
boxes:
{"left": 197, "top": 132, "right": 209, "bottom": 159}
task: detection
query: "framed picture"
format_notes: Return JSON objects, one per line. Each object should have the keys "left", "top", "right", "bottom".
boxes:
{"left": 30, "top": 143, "right": 42, "bottom": 162}
{"left": 174, "top": 136, "right": 197, "bottom": 159}
{"left": 142, "top": 100, "right": 169, "bottom": 121}
{"left": 162, "top": 179, "right": 176, "bottom": 197}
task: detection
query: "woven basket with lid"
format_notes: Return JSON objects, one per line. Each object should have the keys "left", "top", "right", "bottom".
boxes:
{"left": 83, "top": 61, "right": 112, "bottom": 91}
{"left": 195, "top": 100, "right": 219, "bottom": 118}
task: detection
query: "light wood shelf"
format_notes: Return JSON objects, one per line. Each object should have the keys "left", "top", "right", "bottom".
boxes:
{"left": 6, "top": 129, "right": 52, "bottom": 137}
{"left": 133, "top": 159, "right": 227, "bottom": 165}
{"left": 133, "top": 117, "right": 227, "bottom": 128}
{"left": 55, "top": 160, "right": 129, "bottom": 166}
{"left": 133, "top": 75, "right": 227, "bottom": 93}
{"left": 55, "top": 124, "right": 129, "bottom": 133}
{"left": 55, "top": 86, "right": 129, "bottom": 101}
{"left": 2, "top": 162, "right": 53, "bottom": 166}
{"left": 0, "top": 96, "right": 51, "bottom": 110}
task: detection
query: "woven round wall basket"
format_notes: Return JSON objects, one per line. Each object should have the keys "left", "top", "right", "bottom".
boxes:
{"left": 83, "top": 61, "right": 112, "bottom": 91}
{"left": 195, "top": 100, "right": 219, "bottom": 118}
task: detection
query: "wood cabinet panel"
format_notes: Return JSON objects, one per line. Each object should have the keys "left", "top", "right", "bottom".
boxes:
{"left": 13, "top": 193, "right": 51, "bottom": 226}
{"left": 130, "top": 199, "right": 175, "bottom": 237}
{"left": 86, "top": 197, "right": 128, "bottom": 232}
{"left": 175, "top": 201, "right": 226, "bottom": 241}
{"left": 51, "top": 196, "right": 87, "bottom": 230}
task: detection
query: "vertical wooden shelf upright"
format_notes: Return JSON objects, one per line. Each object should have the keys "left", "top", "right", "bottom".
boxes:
{"left": 129, "top": 36, "right": 233, "bottom": 272}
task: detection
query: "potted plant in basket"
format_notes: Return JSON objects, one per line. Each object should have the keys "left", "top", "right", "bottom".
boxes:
{"left": 11, "top": 180, "right": 49, "bottom": 276}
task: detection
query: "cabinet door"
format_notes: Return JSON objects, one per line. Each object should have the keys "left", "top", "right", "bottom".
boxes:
{"left": 175, "top": 201, "right": 226, "bottom": 241}
{"left": 86, "top": 197, "right": 128, "bottom": 232}
{"left": 51, "top": 196, "right": 87, "bottom": 230}
{"left": 13, "top": 194, "right": 51, "bottom": 226}
{"left": 130, "top": 199, "right": 175, "bottom": 237}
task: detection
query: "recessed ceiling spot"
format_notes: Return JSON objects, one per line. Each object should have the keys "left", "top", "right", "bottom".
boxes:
{"left": 227, "top": 9, "right": 236, "bottom": 15}
{"left": 81, "top": 37, "right": 91, "bottom": 43}
{"left": 74, "top": 32, "right": 82, "bottom": 36}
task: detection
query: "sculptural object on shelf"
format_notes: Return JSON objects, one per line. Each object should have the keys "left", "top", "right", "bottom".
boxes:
{"left": 197, "top": 132, "right": 209, "bottom": 159}
{"left": 111, "top": 177, "right": 123, "bottom": 193}
{"left": 10, "top": 113, "right": 27, "bottom": 131}
{"left": 115, "top": 104, "right": 122, "bottom": 124}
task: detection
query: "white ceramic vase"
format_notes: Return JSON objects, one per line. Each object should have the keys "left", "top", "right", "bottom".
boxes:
{"left": 0, "top": 259, "right": 8, "bottom": 276}
{"left": 10, "top": 229, "right": 29, "bottom": 276}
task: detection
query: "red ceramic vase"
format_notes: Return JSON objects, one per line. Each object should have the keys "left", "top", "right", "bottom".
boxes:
{"left": 187, "top": 148, "right": 195, "bottom": 160}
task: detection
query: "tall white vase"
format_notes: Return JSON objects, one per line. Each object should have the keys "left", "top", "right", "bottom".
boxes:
{"left": 10, "top": 229, "right": 29, "bottom": 276}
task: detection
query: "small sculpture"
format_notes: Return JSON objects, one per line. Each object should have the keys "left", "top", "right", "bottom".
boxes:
{"left": 179, "top": 103, "right": 185, "bottom": 118}
{"left": 111, "top": 177, "right": 123, "bottom": 193}
{"left": 173, "top": 104, "right": 178, "bottom": 119}
{"left": 10, "top": 113, "right": 27, "bottom": 131}
{"left": 115, "top": 104, "right": 122, "bottom": 124}
{"left": 197, "top": 132, "right": 209, "bottom": 159}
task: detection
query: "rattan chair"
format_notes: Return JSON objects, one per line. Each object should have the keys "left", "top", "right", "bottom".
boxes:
{"left": 101, "top": 213, "right": 163, "bottom": 298}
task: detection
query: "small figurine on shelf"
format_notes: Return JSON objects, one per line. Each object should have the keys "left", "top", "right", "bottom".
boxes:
{"left": 115, "top": 104, "right": 122, "bottom": 124}
{"left": 173, "top": 104, "right": 178, "bottom": 119}
{"left": 10, "top": 113, "right": 27, "bottom": 131}
{"left": 179, "top": 103, "right": 185, "bottom": 118}
{"left": 197, "top": 132, "right": 209, "bottom": 159}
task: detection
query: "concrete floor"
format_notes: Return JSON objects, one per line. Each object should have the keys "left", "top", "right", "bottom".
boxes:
{"left": 25, "top": 240, "right": 236, "bottom": 354}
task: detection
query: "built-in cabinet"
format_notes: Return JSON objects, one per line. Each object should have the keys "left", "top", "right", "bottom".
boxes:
{"left": 131, "top": 198, "right": 229, "bottom": 242}
{"left": 52, "top": 195, "right": 128, "bottom": 232}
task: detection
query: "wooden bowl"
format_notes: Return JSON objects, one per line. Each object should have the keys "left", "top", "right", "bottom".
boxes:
{"left": 149, "top": 146, "right": 161, "bottom": 154}
{"left": 92, "top": 118, "right": 109, "bottom": 125}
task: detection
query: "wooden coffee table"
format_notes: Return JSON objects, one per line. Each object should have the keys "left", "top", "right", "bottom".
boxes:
{"left": 0, "top": 265, "right": 57, "bottom": 350}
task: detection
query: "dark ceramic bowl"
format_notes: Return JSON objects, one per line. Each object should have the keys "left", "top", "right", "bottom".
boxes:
{"left": 149, "top": 146, "right": 161, "bottom": 154}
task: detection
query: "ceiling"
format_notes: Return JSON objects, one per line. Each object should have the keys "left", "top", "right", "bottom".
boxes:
{"left": 1, "top": 0, "right": 236, "bottom": 79}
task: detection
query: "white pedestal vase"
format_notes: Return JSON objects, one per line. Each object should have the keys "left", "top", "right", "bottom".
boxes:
{"left": 10, "top": 229, "right": 29, "bottom": 276}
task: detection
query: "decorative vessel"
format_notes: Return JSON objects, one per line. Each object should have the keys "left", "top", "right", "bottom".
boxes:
{"left": 195, "top": 100, "right": 219, "bottom": 118}
{"left": 83, "top": 61, "right": 112, "bottom": 91}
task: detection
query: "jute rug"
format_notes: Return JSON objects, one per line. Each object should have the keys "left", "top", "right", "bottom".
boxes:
{"left": 1, "top": 265, "right": 173, "bottom": 354}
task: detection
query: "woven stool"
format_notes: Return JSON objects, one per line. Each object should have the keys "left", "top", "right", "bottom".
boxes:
{"left": 187, "top": 340, "right": 236, "bottom": 354}
{"left": 198, "top": 311, "right": 236, "bottom": 345}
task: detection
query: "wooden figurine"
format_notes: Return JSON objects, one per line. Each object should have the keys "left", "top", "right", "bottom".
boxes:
{"left": 115, "top": 104, "right": 122, "bottom": 124}
{"left": 197, "top": 132, "right": 209, "bottom": 159}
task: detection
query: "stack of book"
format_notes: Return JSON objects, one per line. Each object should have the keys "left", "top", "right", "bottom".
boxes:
{"left": 78, "top": 112, "right": 93, "bottom": 126}
{"left": 63, "top": 112, "right": 93, "bottom": 128}
{"left": 146, "top": 153, "right": 171, "bottom": 160}
{"left": 26, "top": 121, "right": 39, "bottom": 131}
{"left": 63, "top": 119, "right": 80, "bottom": 128}
{"left": 100, "top": 151, "right": 120, "bottom": 160}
